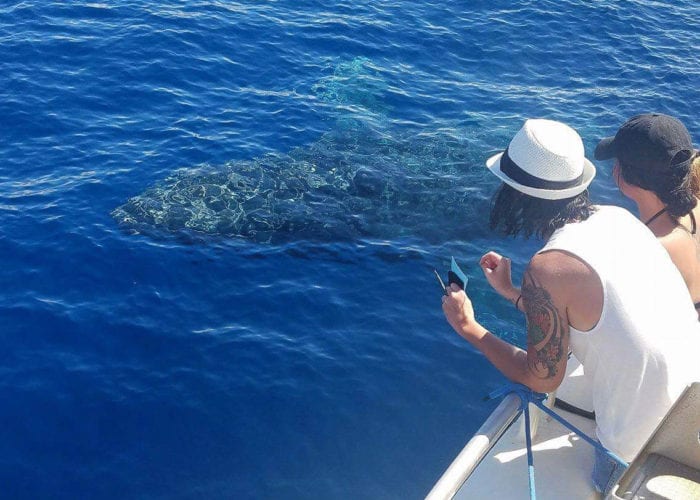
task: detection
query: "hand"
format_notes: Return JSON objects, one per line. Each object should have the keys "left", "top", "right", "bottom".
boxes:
{"left": 442, "top": 283, "right": 479, "bottom": 340}
{"left": 479, "top": 251, "right": 517, "bottom": 300}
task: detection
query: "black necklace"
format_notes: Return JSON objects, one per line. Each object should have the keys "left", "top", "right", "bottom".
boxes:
{"left": 644, "top": 207, "right": 668, "bottom": 227}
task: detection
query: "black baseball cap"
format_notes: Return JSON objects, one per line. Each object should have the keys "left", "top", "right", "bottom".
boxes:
{"left": 595, "top": 113, "right": 694, "bottom": 170}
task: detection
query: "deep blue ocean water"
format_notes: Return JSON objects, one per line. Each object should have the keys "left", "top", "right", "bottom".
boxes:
{"left": 1, "top": 1, "right": 699, "bottom": 498}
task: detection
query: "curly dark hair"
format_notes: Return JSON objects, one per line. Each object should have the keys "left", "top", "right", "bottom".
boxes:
{"left": 489, "top": 184, "right": 596, "bottom": 240}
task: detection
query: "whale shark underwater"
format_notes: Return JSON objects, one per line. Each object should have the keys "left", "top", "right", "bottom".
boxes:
{"left": 112, "top": 58, "right": 492, "bottom": 244}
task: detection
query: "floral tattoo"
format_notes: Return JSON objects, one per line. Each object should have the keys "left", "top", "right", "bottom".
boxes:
{"left": 522, "top": 271, "right": 567, "bottom": 379}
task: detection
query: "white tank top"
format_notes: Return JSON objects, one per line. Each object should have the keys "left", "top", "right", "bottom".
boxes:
{"left": 539, "top": 205, "right": 700, "bottom": 461}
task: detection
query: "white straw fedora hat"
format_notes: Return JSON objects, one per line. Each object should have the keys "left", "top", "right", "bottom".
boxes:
{"left": 485, "top": 119, "right": 596, "bottom": 200}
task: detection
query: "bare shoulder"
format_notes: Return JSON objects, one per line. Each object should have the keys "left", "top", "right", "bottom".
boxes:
{"left": 659, "top": 227, "right": 700, "bottom": 292}
{"left": 528, "top": 250, "right": 596, "bottom": 287}
{"left": 659, "top": 227, "right": 696, "bottom": 263}
{"left": 527, "top": 250, "right": 603, "bottom": 330}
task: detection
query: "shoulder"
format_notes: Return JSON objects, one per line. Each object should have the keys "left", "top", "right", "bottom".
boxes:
{"left": 590, "top": 205, "right": 648, "bottom": 228}
{"left": 542, "top": 205, "right": 644, "bottom": 251}
{"left": 659, "top": 228, "right": 698, "bottom": 284}
{"left": 660, "top": 227, "right": 695, "bottom": 255}
{"left": 529, "top": 250, "right": 594, "bottom": 283}
{"left": 527, "top": 250, "right": 601, "bottom": 312}
{"left": 588, "top": 204, "right": 634, "bottom": 220}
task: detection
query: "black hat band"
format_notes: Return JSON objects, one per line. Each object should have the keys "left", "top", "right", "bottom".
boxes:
{"left": 500, "top": 148, "right": 584, "bottom": 190}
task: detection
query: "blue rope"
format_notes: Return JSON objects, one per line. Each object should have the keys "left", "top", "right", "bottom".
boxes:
{"left": 530, "top": 395, "right": 627, "bottom": 467}
{"left": 485, "top": 383, "right": 628, "bottom": 499}
{"left": 523, "top": 402, "right": 536, "bottom": 500}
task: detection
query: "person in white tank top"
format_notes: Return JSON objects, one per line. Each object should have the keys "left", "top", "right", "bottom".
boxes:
{"left": 441, "top": 119, "right": 700, "bottom": 495}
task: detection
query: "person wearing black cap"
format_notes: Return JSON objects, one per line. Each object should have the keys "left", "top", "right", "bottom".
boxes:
{"left": 441, "top": 118, "right": 700, "bottom": 495}
{"left": 595, "top": 113, "right": 700, "bottom": 317}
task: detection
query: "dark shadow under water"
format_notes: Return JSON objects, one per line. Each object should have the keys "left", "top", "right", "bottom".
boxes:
{"left": 112, "top": 58, "right": 494, "bottom": 245}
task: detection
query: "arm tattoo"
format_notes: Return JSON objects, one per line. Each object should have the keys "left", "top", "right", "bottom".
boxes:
{"left": 522, "top": 271, "right": 567, "bottom": 379}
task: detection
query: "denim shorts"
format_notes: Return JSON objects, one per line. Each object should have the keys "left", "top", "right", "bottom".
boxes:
{"left": 592, "top": 445, "right": 628, "bottom": 495}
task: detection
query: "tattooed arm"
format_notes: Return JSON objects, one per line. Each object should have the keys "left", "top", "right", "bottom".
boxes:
{"left": 520, "top": 267, "right": 569, "bottom": 388}
{"left": 442, "top": 253, "right": 571, "bottom": 393}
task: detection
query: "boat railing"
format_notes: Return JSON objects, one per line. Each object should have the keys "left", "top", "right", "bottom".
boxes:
{"left": 425, "top": 393, "right": 522, "bottom": 500}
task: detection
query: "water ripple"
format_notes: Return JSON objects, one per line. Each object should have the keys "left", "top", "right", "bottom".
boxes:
{"left": 1, "top": 1, "right": 699, "bottom": 498}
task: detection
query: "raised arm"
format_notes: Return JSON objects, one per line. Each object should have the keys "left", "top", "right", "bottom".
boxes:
{"left": 442, "top": 254, "right": 570, "bottom": 393}
{"left": 480, "top": 251, "right": 524, "bottom": 311}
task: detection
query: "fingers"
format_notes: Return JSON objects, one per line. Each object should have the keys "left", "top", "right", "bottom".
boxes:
{"left": 479, "top": 251, "right": 500, "bottom": 269}
{"left": 441, "top": 286, "right": 474, "bottom": 329}
{"left": 441, "top": 284, "right": 459, "bottom": 303}
{"left": 481, "top": 253, "right": 513, "bottom": 273}
{"left": 443, "top": 284, "right": 469, "bottom": 304}
{"left": 480, "top": 251, "right": 506, "bottom": 272}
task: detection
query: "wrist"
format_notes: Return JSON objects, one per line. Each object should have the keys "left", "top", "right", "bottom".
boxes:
{"left": 504, "top": 287, "right": 520, "bottom": 304}
{"left": 458, "top": 320, "right": 488, "bottom": 343}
